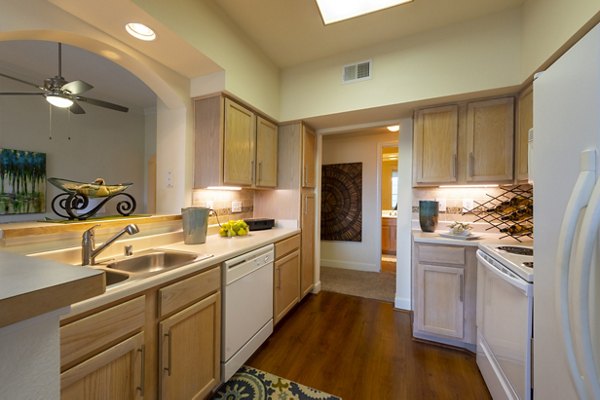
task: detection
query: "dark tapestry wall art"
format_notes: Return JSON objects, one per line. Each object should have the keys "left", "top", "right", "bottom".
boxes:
{"left": 0, "top": 148, "right": 46, "bottom": 215}
{"left": 321, "top": 162, "right": 362, "bottom": 242}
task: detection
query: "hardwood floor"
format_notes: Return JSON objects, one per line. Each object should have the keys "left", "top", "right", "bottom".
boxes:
{"left": 247, "top": 291, "right": 491, "bottom": 400}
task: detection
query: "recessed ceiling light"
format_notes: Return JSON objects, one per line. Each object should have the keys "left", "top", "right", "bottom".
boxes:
{"left": 387, "top": 125, "right": 400, "bottom": 132}
{"left": 125, "top": 22, "right": 156, "bottom": 41}
{"left": 315, "top": 0, "right": 413, "bottom": 25}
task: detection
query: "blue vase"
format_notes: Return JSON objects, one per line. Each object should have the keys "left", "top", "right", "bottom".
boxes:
{"left": 419, "top": 201, "right": 439, "bottom": 232}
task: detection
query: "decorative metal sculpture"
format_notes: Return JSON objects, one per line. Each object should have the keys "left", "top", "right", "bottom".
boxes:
{"left": 48, "top": 177, "right": 135, "bottom": 220}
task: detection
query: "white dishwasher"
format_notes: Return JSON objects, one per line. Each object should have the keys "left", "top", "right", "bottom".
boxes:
{"left": 221, "top": 244, "right": 274, "bottom": 382}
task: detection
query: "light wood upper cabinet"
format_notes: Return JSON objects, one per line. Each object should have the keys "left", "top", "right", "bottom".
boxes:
{"left": 516, "top": 85, "right": 533, "bottom": 182}
{"left": 413, "top": 105, "right": 459, "bottom": 185}
{"left": 302, "top": 125, "right": 317, "bottom": 188}
{"left": 223, "top": 98, "right": 256, "bottom": 186}
{"left": 256, "top": 116, "right": 278, "bottom": 187}
{"left": 465, "top": 97, "right": 515, "bottom": 183}
{"left": 194, "top": 94, "right": 278, "bottom": 188}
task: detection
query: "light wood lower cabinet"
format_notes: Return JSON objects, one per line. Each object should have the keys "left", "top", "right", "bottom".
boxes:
{"left": 381, "top": 218, "right": 397, "bottom": 255}
{"left": 274, "top": 234, "right": 301, "bottom": 325}
{"left": 61, "top": 332, "right": 145, "bottom": 400}
{"left": 60, "top": 266, "right": 221, "bottom": 400}
{"left": 159, "top": 292, "right": 220, "bottom": 400}
{"left": 60, "top": 296, "right": 146, "bottom": 399}
{"left": 412, "top": 241, "right": 477, "bottom": 350}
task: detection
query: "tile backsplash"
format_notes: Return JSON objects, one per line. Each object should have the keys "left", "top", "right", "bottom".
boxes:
{"left": 412, "top": 185, "right": 533, "bottom": 228}
{"left": 192, "top": 189, "right": 254, "bottom": 225}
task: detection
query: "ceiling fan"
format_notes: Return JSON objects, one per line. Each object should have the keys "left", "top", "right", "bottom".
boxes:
{"left": 0, "top": 43, "right": 128, "bottom": 114}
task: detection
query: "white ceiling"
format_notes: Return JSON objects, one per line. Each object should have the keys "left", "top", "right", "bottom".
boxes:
{"left": 0, "top": 0, "right": 526, "bottom": 116}
{"left": 210, "top": 0, "right": 526, "bottom": 67}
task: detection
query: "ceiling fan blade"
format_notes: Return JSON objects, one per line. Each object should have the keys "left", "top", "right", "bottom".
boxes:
{"left": 75, "top": 95, "right": 129, "bottom": 113}
{"left": 68, "top": 101, "right": 85, "bottom": 114}
{"left": 0, "top": 92, "right": 43, "bottom": 96}
{"left": 62, "top": 80, "right": 93, "bottom": 95}
{"left": 0, "top": 72, "right": 45, "bottom": 91}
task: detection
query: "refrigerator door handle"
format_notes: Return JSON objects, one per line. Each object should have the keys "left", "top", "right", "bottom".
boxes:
{"left": 555, "top": 148, "right": 596, "bottom": 400}
{"left": 572, "top": 150, "right": 600, "bottom": 399}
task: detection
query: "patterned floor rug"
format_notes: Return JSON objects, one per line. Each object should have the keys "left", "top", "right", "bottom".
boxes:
{"left": 211, "top": 365, "right": 342, "bottom": 400}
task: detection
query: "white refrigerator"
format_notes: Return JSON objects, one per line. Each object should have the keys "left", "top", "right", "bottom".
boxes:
{"left": 533, "top": 22, "right": 600, "bottom": 399}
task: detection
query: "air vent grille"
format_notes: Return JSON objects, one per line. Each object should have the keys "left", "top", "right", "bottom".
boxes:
{"left": 342, "top": 60, "right": 372, "bottom": 83}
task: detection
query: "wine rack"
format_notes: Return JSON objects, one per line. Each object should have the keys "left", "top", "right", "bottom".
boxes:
{"left": 465, "top": 185, "right": 533, "bottom": 242}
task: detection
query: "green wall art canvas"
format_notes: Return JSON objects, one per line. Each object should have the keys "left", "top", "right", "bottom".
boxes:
{"left": 0, "top": 148, "right": 46, "bottom": 215}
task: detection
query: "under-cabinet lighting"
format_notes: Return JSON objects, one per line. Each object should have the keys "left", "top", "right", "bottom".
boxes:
{"left": 315, "top": 0, "right": 413, "bottom": 25}
{"left": 46, "top": 95, "right": 73, "bottom": 108}
{"left": 125, "top": 22, "right": 156, "bottom": 41}
{"left": 206, "top": 186, "right": 242, "bottom": 191}
{"left": 439, "top": 185, "right": 499, "bottom": 188}
{"left": 386, "top": 125, "right": 400, "bottom": 132}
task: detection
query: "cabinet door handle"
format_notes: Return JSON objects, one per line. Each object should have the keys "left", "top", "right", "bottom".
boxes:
{"left": 277, "top": 266, "right": 281, "bottom": 289}
{"left": 304, "top": 196, "right": 308, "bottom": 215}
{"left": 303, "top": 166, "right": 306, "bottom": 186}
{"left": 459, "top": 274, "right": 464, "bottom": 302}
{"left": 468, "top": 152, "right": 475, "bottom": 178}
{"left": 137, "top": 345, "right": 145, "bottom": 395}
{"left": 452, "top": 154, "right": 457, "bottom": 178}
{"left": 258, "top": 161, "right": 263, "bottom": 183}
{"left": 251, "top": 160, "right": 255, "bottom": 183}
{"left": 163, "top": 332, "right": 172, "bottom": 376}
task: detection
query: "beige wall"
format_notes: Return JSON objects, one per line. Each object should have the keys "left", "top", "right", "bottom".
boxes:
{"left": 134, "top": 0, "right": 280, "bottom": 119}
{"left": 321, "top": 131, "right": 398, "bottom": 272}
{"left": 280, "top": 9, "right": 522, "bottom": 122}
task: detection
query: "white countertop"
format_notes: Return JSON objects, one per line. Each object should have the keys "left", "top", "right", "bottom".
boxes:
{"left": 0, "top": 252, "right": 105, "bottom": 327}
{"left": 413, "top": 230, "right": 533, "bottom": 247}
{"left": 65, "top": 226, "right": 300, "bottom": 318}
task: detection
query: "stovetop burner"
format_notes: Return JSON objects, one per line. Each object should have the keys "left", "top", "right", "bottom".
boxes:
{"left": 522, "top": 261, "right": 534, "bottom": 268}
{"left": 497, "top": 246, "right": 533, "bottom": 256}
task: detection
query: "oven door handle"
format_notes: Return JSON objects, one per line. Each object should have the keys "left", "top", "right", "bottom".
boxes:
{"left": 555, "top": 148, "right": 596, "bottom": 400}
{"left": 571, "top": 165, "right": 600, "bottom": 400}
{"left": 476, "top": 251, "right": 530, "bottom": 295}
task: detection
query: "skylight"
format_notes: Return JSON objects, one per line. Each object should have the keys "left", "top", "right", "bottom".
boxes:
{"left": 315, "top": 0, "right": 413, "bottom": 25}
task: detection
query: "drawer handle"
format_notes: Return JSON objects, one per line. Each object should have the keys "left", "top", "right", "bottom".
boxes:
{"left": 164, "top": 332, "right": 172, "bottom": 376}
{"left": 137, "top": 345, "right": 145, "bottom": 395}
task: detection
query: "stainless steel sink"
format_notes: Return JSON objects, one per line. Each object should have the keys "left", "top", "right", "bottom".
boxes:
{"left": 101, "top": 249, "right": 210, "bottom": 275}
{"left": 103, "top": 269, "right": 130, "bottom": 286}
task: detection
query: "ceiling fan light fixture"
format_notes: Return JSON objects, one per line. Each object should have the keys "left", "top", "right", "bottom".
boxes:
{"left": 315, "top": 0, "right": 413, "bottom": 25}
{"left": 125, "top": 22, "right": 157, "bottom": 41}
{"left": 46, "top": 94, "right": 73, "bottom": 108}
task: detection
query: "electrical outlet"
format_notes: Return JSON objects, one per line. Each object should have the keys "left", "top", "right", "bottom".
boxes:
{"left": 231, "top": 201, "right": 242, "bottom": 213}
{"left": 438, "top": 199, "right": 447, "bottom": 212}
{"left": 206, "top": 200, "right": 214, "bottom": 209}
{"left": 462, "top": 198, "right": 474, "bottom": 212}
{"left": 166, "top": 170, "right": 173, "bottom": 188}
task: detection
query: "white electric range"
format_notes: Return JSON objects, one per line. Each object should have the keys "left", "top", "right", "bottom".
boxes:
{"left": 476, "top": 242, "right": 534, "bottom": 400}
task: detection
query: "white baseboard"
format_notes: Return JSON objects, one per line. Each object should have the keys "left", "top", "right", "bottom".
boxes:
{"left": 312, "top": 280, "right": 321, "bottom": 293}
{"left": 320, "top": 258, "right": 378, "bottom": 272}
{"left": 394, "top": 295, "right": 411, "bottom": 311}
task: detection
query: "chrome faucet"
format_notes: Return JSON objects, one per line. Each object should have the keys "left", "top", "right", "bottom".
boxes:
{"left": 82, "top": 224, "right": 140, "bottom": 265}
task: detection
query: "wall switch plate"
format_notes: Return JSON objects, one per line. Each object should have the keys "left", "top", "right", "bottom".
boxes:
{"left": 438, "top": 199, "right": 447, "bottom": 212}
{"left": 462, "top": 198, "right": 474, "bottom": 212}
{"left": 231, "top": 201, "right": 242, "bottom": 213}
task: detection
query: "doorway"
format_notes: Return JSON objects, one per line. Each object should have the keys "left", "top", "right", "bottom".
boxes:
{"left": 380, "top": 144, "right": 398, "bottom": 275}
